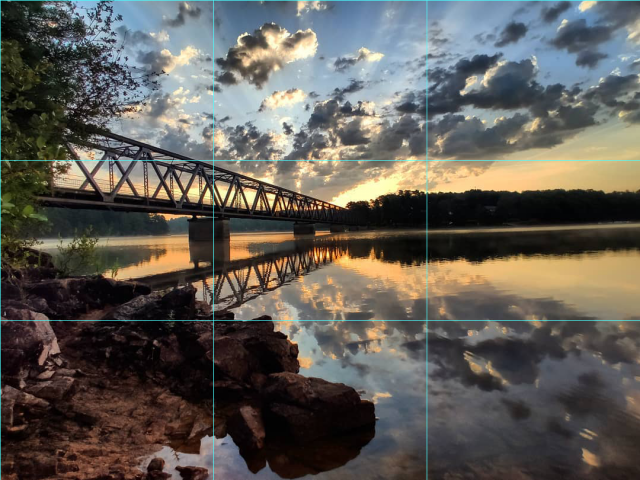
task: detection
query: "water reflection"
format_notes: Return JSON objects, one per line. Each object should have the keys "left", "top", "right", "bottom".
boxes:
{"left": 39, "top": 235, "right": 213, "bottom": 303}
{"left": 214, "top": 321, "right": 427, "bottom": 480}
{"left": 215, "top": 231, "right": 426, "bottom": 320}
{"left": 428, "top": 321, "right": 640, "bottom": 479}
{"left": 141, "top": 434, "right": 213, "bottom": 480}
{"left": 428, "top": 225, "right": 640, "bottom": 320}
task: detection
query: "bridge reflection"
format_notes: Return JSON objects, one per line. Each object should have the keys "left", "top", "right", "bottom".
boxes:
{"left": 215, "top": 234, "right": 426, "bottom": 311}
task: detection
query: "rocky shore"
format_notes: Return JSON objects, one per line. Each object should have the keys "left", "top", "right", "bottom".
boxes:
{"left": 1, "top": 250, "right": 211, "bottom": 320}
{"left": 1, "top": 321, "right": 212, "bottom": 479}
{"left": 214, "top": 321, "right": 376, "bottom": 477}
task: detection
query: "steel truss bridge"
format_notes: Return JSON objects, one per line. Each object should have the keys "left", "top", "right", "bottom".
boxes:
{"left": 37, "top": 160, "right": 214, "bottom": 217}
{"left": 215, "top": 239, "right": 348, "bottom": 311}
{"left": 214, "top": 165, "right": 362, "bottom": 225}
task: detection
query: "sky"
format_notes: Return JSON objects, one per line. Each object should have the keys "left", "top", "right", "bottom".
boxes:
{"left": 213, "top": 1, "right": 427, "bottom": 160}
{"left": 428, "top": 1, "right": 640, "bottom": 160}
{"left": 76, "top": 1, "right": 213, "bottom": 159}
{"left": 428, "top": 161, "right": 640, "bottom": 192}
{"left": 215, "top": 160, "right": 426, "bottom": 206}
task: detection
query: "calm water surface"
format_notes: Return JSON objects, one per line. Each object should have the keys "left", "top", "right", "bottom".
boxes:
{"left": 141, "top": 435, "right": 212, "bottom": 480}
{"left": 215, "top": 230, "right": 426, "bottom": 320}
{"left": 428, "top": 321, "right": 640, "bottom": 479}
{"left": 39, "top": 235, "right": 213, "bottom": 303}
{"left": 428, "top": 224, "right": 640, "bottom": 320}
{"left": 215, "top": 321, "right": 426, "bottom": 479}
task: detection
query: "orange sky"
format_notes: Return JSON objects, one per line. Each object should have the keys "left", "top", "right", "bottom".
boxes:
{"left": 428, "top": 161, "right": 640, "bottom": 193}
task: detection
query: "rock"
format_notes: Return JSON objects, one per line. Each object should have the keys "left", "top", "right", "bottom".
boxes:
{"left": 227, "top": 405, "right": 265, "bottom": 452}
{"left": 2, "top": 386, "right": 50, "bottom": 428}
{"left": 161, "top": 286, "right": 196, "bottom": 316}
{"left": 213, "top": 337, "right": 252, "bottom": 382}
{"left": 24, "top": 376, "right": 75, "bottom": 401}
{"left": 101, "top": 287, "right": 197, "bottom": 320}
{"left": 147, "top": 458, "right": 165, "bottom": 472}
{"left": 1, "top": 321, "right": 60, "bottom": 377}
{"left": 214, "top": 311, "right": 234, "bottom": 320}
{"left": 1, "top": 308, "right": 49, "bottom": 320}
{"left": 175, "top": 466, "right": 209, "bottom": 480}
{"left": 262, "top": 372, "right": 376, "bottom": 442}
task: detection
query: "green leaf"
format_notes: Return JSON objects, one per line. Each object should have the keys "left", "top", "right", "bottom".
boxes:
{"left": 2, "top": 202, "right": 15, "bottom": 210}
{"left": 22, "top": 205, "right": 34, "bottom": 216}
{"left": 29, "top": 213, "right": 48, "bottom": 222}
{"left": 36, "top": 136, "right": 46, "bottom": 149}
{"left": 2, "top": 193, "right": 12, "bottom": 203}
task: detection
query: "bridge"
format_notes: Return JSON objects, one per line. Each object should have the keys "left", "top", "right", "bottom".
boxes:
{"left": 215, "top": 238, "right": 347, "bottom": 312}
{"left": 37, "top": 160, "right": 213, "bottom": 241}
{"left": 214, "top": 165, "right": 366, "bottom": 236}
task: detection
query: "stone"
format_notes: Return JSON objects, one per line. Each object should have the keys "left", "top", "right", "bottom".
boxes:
{"left": 263, "top": 372, "right": 376, "bottom": 442}
{"left": 213, "top": 337, "right": 252, "bottom": 382}
{"left": 1, "top": 308, "right": 49, "bottom": 320}
{"left": 24, "top": 376, "right": 75, "bottom": 401}
{"left": 175, "top": 466, "right": 209, "bottom": 480}
{"left": 2, "top": 385, "right": 51, "bottom": 428}
{"left": 227, "top": 405, "right": 266, "bottom": 452}
{"left": 147, "top": 458, "right": 165, "bottom": 472}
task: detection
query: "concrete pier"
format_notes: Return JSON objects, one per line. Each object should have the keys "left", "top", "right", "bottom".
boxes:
{"left": 188, "top": 217, "right": 213, "bottom": 242}
{"left": 330, "top": 224, "right": 346, "bottom": 232}
{"left": 213, "top": 218, "right": 230, "bottom": 240}
{"left": 293, "top": 223, "right": 316, "bottom": 235}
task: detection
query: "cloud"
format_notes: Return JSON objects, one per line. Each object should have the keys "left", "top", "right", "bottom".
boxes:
{"left": 395, "top": 90, "right": 426, "bottom": 118}
{"left": 150, "top": 30, "right": 170, "bottom": 42}
{"left": 158, "top": 124, "right": 212, "bottom": 159}
{"left": 214, "top": 122, "right": 284, "bottom": 159}
{"left": 136, "top": 46, "right": 200, "bottom": 74}
{"left": 541, "top": 1, "right": 572, "bottom": 23}
{"left": 334, "top": 47, "right": 384, "bottom": 72}
{"left": 164, "top": 2, "right": 202, "bottom": 28}
{"left": 494, "top": 21, "right": 528, "bottom": 47}
{"left": 282, "top": 122, "right": 294, "bottom": 135}
{"left": 331, "top": 79, "right": 366, "bottom": 101}
{"left": 215, "top": 23, "right": 318, "bottom": 88}
{"left": 576, "top": 50, "right": 608, "bottom": 68}
{"left": 296, "top": 1, "right": 329, "bottom": 16}
{"left": 258, "top": 88, "right": 307, "bottom": 111}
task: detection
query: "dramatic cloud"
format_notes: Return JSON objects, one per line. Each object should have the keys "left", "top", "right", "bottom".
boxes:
{"left": 576, "top": 50, "right": 608, "bottom": 68}
{"left": 214, "top": 122, "right": 283, "bottom": 160}
{"left": 334, "top": 47, "right": 384, "bottom": 72}
{"left": 164, "top": 2, "right": 202, "bottom": 28}
{"left": 136, "top": 45, "right": 200, "bottom": 74}
{"left": 495, "top": 21, "right": 528, "bottom": 47}
{"left": 395, "top": 90, "right": 427, "bottom": 118}
{"left": 258, "top": 88, "right": 307, "bottom": 111}
{"left": 331, "top": 79, "right": 366, "bottom": 101}
{"left": 541, "top": 1, "right": 572, "bottom": 23}
{"left": 215, "top": 23, "right": 318, "bottom": 88}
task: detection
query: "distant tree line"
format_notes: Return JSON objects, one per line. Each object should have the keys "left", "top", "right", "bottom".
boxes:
{"left": 347, "top": 190, "right": 426, "bottom": 226}
{"left": 428, "top": 189, "right": 640, "bottom": 228}
{"left": 39, "top": 208, "right": 170, "bottom": 237}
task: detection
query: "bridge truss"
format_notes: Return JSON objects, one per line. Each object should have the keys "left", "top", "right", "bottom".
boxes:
{"left": 214, "top": 165, "right": 360, "bottom": 225}
{"left": 66, "top": 131, "right": 196, "bottom": 160}
{"left": 37, "top": 160, "right": 214, "bottom": 217}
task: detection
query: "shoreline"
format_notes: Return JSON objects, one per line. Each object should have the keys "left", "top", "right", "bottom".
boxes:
{"left": 428, "top": 221, "right": 640, "bottom": 235}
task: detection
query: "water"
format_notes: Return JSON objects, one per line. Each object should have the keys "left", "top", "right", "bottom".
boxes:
{"left": 141, "top": 435, "right": 213, "bottom": 480}
{"left": 38, "top": 234, "right": 213, "bottom": 304}
{"left": 214, "top": 230, "right": 426, "bottom": 320}
{"left": 428, "top": 224, "right": 640, "bottom": 320}
{"left": 214, "top": 321, "right": 427, "bottom": 479}
{"left": 428, "top": 321, "right": 640, "bottom": 479}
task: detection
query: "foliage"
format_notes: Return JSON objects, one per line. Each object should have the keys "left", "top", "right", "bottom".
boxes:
{"left": 428, "top": 189, "right": 640, "bottom": 227}
{"left": 1, "top": 1, "right": 162, "bottom": 158}
{"left": 347, "top": 190, "right": 427, "bottom": 226}
{"left": 1, "top": 161, "right": 70, "bottom": 264}
{"left": 40, "top": 208, "right": 171, "bottom": 237}
{"left": 1, "top": 41, "right": 68, "bottom": 159}
{"left": 55, "top": 227, "right": 100, "bottom": 276}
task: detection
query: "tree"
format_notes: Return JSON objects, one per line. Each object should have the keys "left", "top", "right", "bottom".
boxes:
{"left": 1, "top": 1, "right": 162, "bottom": 159}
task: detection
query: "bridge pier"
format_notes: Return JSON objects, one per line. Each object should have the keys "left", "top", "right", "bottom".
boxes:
{"left": 330, "top": 224, "right": 346, "bottom": 233}
{"left": 213, "top": 218, "right": 230, "bottom": 240}
{"left": 293, "top": 223, "right": 315, "bottom": 236}
{"left": 348, "top": 225, "right": 360, "bottom": 231}
{"left": 188, "top": 217, "right": 213, "bottom": 242}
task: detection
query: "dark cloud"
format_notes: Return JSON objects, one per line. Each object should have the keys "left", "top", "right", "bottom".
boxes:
{"left": 473, "top": 32, "right": 497, "bottom": 46}
{"left": 541, "top": 1, "right": 571, "bottom": 23}
{"left": 164, "top": 1, "right": 202, "bottom": 28}
{"left": 157, "top": 124, "right": 212, "bottom": 159}
{"left": 501, "top": 399, "right": 532, "bottom": 420}
{"left": 308, "top": 91, "right": 320, "bottom": 98}
{"left": 215, "top": 23, "right": 317, "bottom": 89}
{"left": 395, "top": 90, "right": 426, "bottom": 118}
{"left": 282, "top": 122, "right": 294, "bottom": 135}
{"left": 550, "top": 19, "right": 612, "bottom": 53}
{"left": 331, "top": 79, "right": 366, "bottom": 101}
{"left": 136, "top": 50, "right": 173, "bottom": 74}
{"left": 215, "top": 115, "right": 230, "bottom": 124}
{"left": 334, "top": 56, "right": 357, "bottom": 72}
{"left": 214, "top": 84, "right": 222, "bottom": 93}
{"left": 116, "top": 26, "right": 158, "bottom": 48}
{"left": 575, "top": 50, "right": 608, "bottom": 69}
{"left": 304, "top": 103, "right": 311, "bottom": 111}
{"left": 215, "top": 122, "right": 282, "bottom": 160}
{"left": 494, "top": 21, "right": 528, "bottom": 47}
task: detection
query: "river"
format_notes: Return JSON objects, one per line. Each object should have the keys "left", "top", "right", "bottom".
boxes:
{"left": 214, "top": 229, "right": 427, "bottom": 320}
{"left": 428, "top": 224, "right": 640, "bottom": 320}
{"left": 428, "top": 320, "right": 640, "bottom": 479}
{"left": 38, "top": 234, "right": 213, "bottom": 304}
{"left": 215, "top": 320, "right": 427, "bottom": 479}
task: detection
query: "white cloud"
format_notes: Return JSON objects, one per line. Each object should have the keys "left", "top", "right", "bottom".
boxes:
{"left": 172, "top": 87, "right": 190, "bottom": 96}
{"left": 297, "top": 1, "right": 328, "bottom": 16}
{"left": 189, "top": 95, "right": 201, "bottom": 103}
{"left": 259, "top": 88, "right": 307, "bottom": 111}
{"left": 357, "top": 47, "right": 384, "bottom": 63}
{"left": 578, "top": 1, "right": 597, "bottom": 13}
{"left": 149, "top": 30, "right": 170, "bottom": 42}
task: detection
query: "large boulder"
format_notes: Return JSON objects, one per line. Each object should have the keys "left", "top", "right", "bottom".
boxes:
{"left": 263, "top": 372, "right": 376, "bottom": 442}
{"left": 227, "top": 405, "right": 266, "bottom": 452}
{"left": 1, "top": 321, "right": 60, "bottom": 384}
{"left": 101, "top": 286, "right": 198, "bottom": 320}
